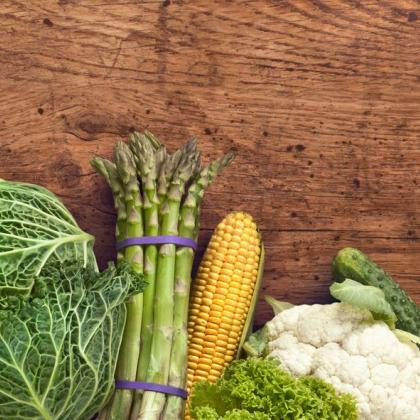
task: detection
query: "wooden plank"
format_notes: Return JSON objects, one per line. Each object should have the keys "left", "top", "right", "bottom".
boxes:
{"left": 1, "top": 0, "right": 419, "bottom": 325}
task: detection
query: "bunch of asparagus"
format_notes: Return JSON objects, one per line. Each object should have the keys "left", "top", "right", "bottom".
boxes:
{"left": 92, "top": 131, "right": 233, "bottom": 420}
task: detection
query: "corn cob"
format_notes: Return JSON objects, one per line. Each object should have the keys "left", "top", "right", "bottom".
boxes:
{"left": 186, "top": 211, "right": 263, "bottom": 397}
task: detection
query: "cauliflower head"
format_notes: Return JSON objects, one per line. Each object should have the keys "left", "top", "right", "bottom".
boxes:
{"left": 266, "top": 302, "right": 420, "bottom": 420}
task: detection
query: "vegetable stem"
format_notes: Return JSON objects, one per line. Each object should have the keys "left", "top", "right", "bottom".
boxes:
{"left": 138, "top": 142, "right": 199, "bottom": 420}
{"left": 163, "top": 153, "right": 234, "bottom": 418}
{"left": 109, "top": 142, "right": 145, "bottom": 420}
{"left": 129, "top": 134, "right": 164, "bottom": 418}
{"left": 90, "top": 158, "right": 127, "bottom": 262}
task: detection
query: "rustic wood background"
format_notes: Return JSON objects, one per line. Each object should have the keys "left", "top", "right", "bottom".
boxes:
{"left": 1, "top": 0, "right": 419, "bottom": 325}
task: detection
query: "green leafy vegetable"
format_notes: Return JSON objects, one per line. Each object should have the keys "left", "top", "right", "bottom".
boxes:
{"left": 330, "top": 278, "right": 397, "bottom": 327}
{"left": 190, "top": 358, "right": 357, "bottom": 420}
{"left": 0, "top": 180, "right": 145, "bottom": 419}
{"left": 0, "top": 180, "right": 95, "bottom": 307}
{"left": 192, "top": 406, "right": 269, "bottom": 420}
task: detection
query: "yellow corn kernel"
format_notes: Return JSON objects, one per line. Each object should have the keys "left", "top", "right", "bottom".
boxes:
{"left": 224, "top": 355, "right": 234, "bottom": 362}
{"left": 202, "top": 347, "right": 215, "bottom": 355}
{"left": 197, "top": 363, "right": 211, "bottom": 372}
{"left": 216, "top": 333, "right": 229, "bottom": 342}
{"left": 188, "top": 362, "right": 197, "bottom": 370}
{"left": 212, "top": 357, "right": 225, "bottom": 365}
{"left": 189, "top": 355, "right": 199, "bottom": 363}
{"left": 190, "top": 336, "right": 204, "bottom": 346}
{"left": 205, "top": 321, "right": 219, "bottom": 329}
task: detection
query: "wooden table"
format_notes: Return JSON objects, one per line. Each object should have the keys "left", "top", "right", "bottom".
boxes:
{"left": 1, "top": 1, "right": 419, "bottom": 325}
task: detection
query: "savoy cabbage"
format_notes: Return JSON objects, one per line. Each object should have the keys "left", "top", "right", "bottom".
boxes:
{"left": 0, "top": 179, "right": 144, "bottom": 419}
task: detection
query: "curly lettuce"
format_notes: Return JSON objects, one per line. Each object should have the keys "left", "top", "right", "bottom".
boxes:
{"left": 0, "top": 180, "right": 145, "bottom": 419}
{"left": 190, "top": 358, "right": 357, "bottom": 420}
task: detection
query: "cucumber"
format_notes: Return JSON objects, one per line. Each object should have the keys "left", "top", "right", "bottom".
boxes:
{"left": 332, "top": 247, "right": 420, "bottom": 337}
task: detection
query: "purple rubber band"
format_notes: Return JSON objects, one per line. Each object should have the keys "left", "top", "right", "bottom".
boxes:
{"left": 116, "top": 235, "right": 197, "bottom": 251}
{"left": 115, "top": 380, "right": 188, "bottom": 399}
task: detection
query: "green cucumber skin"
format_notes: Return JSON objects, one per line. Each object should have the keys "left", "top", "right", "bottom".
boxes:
{"left": 332, "top": 247, "right": 420, "bottom": 336}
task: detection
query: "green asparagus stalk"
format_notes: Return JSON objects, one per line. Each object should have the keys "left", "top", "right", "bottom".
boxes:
{"left": 156, "top": 148, "right": 183, "bottom": 211}
{"left": 162, "top": 153, "right": 234, "bottom": 419}
{"left": 138, "top": 141, "right": 199, "bottom": 420}
{"left": 107, "top": 142, "right": 144, "bottom": 420}
{"left": 91, "top": 157, "right": 127, "bottom": 420}
{"left": 143, "top": 130, "right": 162, "bottom": 151}
{"left": 91, "top": 158, "right": 127, "bottom": 262}
{"left": 129, "top": 135, "right": 164, "bottom": 419}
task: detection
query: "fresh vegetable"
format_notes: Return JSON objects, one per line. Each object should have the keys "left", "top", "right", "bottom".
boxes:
{"left": 0, "top": 180, "right": 144, "bottom": 419}
{"left": 187, "top": 211, "right": 263, "bottom": 397}
{"left": 330, "top": 278, "right": 397, "bottom": 327}
{"left": 259, "top": 301, "right": 420, "bottom": 420}
{"left": 242, "top": 296, "right": 292, "bottom": 358}
{"left": 129, "top": 134, "right": 163, "bottom": 419}
{"left": 92, "top": 132, "right": 233, "bottom": 420}
{"left": 164, "top": 151, "right": 234, "bottom": 419}
{"left": 332, "top": 247, "right": 420, "bottom": 336}
{"left": 190, "top": 358, "right": 357, "bottom": 420}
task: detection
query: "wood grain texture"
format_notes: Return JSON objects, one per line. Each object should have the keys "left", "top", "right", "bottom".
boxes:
{"left": 1, "top": 0, "right": 419, "bottom": 325}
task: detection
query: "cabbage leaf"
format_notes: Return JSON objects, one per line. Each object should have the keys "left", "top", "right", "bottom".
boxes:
{"left": 0, "top": 180, "right": 144, "bottom": 419}
{"left": 0, "top": 180, "right": 95, "bottom": 307}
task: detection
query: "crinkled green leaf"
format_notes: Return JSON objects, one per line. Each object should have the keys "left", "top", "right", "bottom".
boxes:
{"left": 0, "top": 262, "right": 143, "bottom": 420}
{"left": 330, "top": 278, "right": 397, "bottom": 327}
{"left": 0, "top": 180, "right": 145, "bottom": 419}
{"left": 193, "top": 406, "right": 269, "bottom": 420}
{"left": 0, "top": 180, "right": 95, "bottom": 307}
{"left": 190, "top": 358, "right": 357, "bottom": 420}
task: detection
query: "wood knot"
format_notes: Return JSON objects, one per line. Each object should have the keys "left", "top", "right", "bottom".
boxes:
{"left": 50, "top": 154, "right": 82, "bottom": 189}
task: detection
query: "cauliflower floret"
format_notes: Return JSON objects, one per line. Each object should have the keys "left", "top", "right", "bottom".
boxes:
{"left": 354, "top": 322, "right": 412, "bottom": 365}
{"left": 269, "top": 302, "right": 372, "bottom": 347}
{"left": 391, "top": 399, "right": 419, "bottom": 420}
{"left": 268, "top": 331, "right": 298, "bottom": 350}
{"left": 266, "top": 304, "right": 311, "bottom": 338}
{"left": 314, "top": 343, "right": 370, "bottom": 387}
{"left": 370, "top": 364, "right": 399, "bottom": 388}
{"left": 269, "top": 344, "right": 316, "bottom": 376}
{"left": 369, "top": 385, "right": 394, "bottom": 419}
{"left": 266, "top": 302, "right": 420, "bottom": 420}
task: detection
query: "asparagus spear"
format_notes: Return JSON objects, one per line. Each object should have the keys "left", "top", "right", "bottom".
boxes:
{"left": 138, "top": 141, "right": 199, "bottom": 420}
{"left": 143, "top": 130, "right": 162, "bottom": 151}
{"left": 129, "top": 135, "right": 164, "bottom": 419}
{"left": 91, "top": 157, "right": 127, "bottom": 420}
{"left": 90, "top": 158, "right": 127, "bottom": 263}
{"left": 163, "top": 153, "right": 234, "bottom": 419}
{"left": 106, "top": 142, "right": 144, "bottom": 420}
